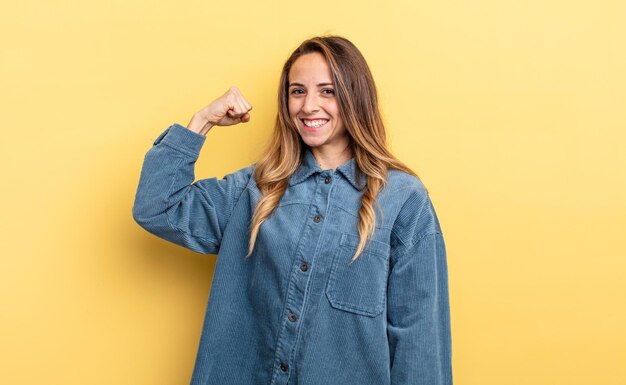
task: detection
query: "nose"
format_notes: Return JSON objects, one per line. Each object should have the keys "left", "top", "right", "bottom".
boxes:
{"left": 302, "top": 92, "right": 320, "bottom": 115}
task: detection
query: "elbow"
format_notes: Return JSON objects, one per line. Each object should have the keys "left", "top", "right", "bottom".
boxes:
{"left": 131, "top": 191, "right": 163, "bottom": 228}
{"left": 131, "top": 203, "right": 169, "bottom": 241}
{"left": 132, "top": 201, "right": 152, "bottom": 229}
{"left": 132, "top": 205, "right": 145, "bottom": 228}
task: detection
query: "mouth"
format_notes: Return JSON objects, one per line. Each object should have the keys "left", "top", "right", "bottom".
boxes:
{"left": 300, "top": 118, "right": 329, "bottom": 131}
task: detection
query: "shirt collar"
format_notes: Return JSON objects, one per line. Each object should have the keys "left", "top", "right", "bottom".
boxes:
{"left": 288, "top": 147, "right": 367, "bottom": 191}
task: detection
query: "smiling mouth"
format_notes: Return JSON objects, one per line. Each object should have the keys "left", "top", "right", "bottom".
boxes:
{"left": 301, "top": 119, "right": 329, "bottom": 128}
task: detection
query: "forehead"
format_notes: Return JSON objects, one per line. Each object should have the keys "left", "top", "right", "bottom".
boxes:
{"left": 288, "top": 52, "right": 332, "bottom": 83}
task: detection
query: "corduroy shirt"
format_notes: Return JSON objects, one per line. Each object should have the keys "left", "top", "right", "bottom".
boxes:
{"left": 132, "top": 123, "right": 453, "bottom": 385}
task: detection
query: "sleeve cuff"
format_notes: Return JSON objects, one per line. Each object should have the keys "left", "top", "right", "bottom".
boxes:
{"left": 155, "top": 123, "right": 207, "bottom": 158}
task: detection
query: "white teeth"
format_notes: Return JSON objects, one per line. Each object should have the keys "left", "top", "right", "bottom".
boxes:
{"left": 303, "top": 119, "right": 329, "bottom": 128}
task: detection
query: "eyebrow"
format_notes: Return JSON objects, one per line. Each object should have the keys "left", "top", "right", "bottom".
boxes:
{"left": 288, "top": 82, "right": 334, "bottom": 88}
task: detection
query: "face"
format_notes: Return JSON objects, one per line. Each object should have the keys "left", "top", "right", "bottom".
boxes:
{"left": 288, "top": 52, "right": 350, "bottom": 156}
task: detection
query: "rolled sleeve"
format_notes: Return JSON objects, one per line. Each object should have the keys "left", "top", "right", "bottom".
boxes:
{"left": 387, "top": 232, "right": 453, "bottom": 385}
{"left": 157, "top": 123, "right": 207, "bottom": 157}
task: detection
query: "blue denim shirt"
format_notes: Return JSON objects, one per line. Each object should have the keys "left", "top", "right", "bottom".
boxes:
{"left": 132, "top": 123, "right": 453, "bottom": 385}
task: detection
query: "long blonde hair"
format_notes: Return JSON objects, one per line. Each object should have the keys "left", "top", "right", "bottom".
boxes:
{"left": 248, "top": 35, "right": 421, "bottom": 261}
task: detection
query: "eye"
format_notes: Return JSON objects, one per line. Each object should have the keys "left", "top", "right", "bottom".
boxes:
{"left": 290, "top": 88, "right": 304, "bottom": 95}
{"left": 322, "top": 88, "right": 335, "bottom": 95}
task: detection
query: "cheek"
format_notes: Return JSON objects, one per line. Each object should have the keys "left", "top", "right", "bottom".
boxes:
{"left": 288, "top": 98, "right": 299, "bottom": 115}
{"left": 326, "top": 101, "right": 340, "bottom": 117}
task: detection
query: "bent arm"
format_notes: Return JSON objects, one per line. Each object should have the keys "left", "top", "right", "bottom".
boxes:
{"left": 132, "top": 123, "right": 252, "bottom": 254}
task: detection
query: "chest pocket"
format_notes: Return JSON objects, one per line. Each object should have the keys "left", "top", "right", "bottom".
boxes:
{"left": 325, "top": 233, "right": 391, "bottom": 317}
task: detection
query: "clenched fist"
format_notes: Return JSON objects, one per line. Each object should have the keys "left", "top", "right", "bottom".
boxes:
{"left": 187, "top": 86, "right": 253, "bottom": 135}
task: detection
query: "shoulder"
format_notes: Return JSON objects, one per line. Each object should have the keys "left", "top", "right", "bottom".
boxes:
{"left": 385, "top": 168, "right": 428, "bottom": 195}
{"left": 382, "top": 168, "right": 430, "bottom": 209}
{"left": 384, "top": 169, "right": 442, "bottom": 251}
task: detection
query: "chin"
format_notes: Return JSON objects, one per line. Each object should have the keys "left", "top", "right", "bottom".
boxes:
{"left": 301, "top": 136, "right": 327, "bottom": 148}
{"left": 297, "top": 130, "right": 324, "bottom": 145}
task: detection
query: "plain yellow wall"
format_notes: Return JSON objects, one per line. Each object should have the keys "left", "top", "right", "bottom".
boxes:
{"left": 1, "top": 0, "right": 624, "bottom": 384}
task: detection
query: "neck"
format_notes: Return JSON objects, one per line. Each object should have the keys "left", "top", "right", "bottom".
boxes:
{"left": 310, "top": 145, "right": 353, "bottom": 171}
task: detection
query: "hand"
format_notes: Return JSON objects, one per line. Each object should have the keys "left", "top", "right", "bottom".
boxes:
{"left": 187, "top": 86, "right": 253, "bottom": 135}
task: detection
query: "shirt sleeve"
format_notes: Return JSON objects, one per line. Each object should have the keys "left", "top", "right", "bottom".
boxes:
{"left": 387, "top": 231, "right": 453, "bottom": 385}
{"left": 132, "top": 123, "right": 253, "bottom": 255}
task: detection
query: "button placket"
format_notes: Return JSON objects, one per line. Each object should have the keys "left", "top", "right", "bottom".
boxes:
{"left": 271, "top": 171, "right": 334, "bottom": 385}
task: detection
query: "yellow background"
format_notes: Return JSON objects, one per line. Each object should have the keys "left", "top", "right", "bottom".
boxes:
{"left": 1, "top": 0, "right": 624, "bottom": 384}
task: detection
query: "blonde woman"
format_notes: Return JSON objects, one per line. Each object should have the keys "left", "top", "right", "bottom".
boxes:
{"left": 133, "top": 35, "right": 453, "bottom": 385}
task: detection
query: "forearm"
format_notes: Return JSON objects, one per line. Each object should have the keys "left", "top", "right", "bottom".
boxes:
{"left": 132, "top": 123, "right": 206, "bottom": 221}
{"left": 131, "top": 123, "right": 225, "bottom": 254}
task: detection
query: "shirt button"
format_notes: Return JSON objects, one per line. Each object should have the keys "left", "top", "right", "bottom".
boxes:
{"left": 313, "top": 214, "right": 322, "bottom": 223}
{"left": 324, "top": 176, "right": 332, "bottom": 184}
{"left": 300, "top": 262, "right": 308, "bottom": 272}
{"left": 288, "top": 313, "right": 298, "bottom": 322}
{"left": 280, "top": 362, "right": 288, "bottom": 372}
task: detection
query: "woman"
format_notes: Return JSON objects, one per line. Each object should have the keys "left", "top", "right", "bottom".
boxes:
{"left": 133, "top": 35, "right": 453, "bottom": 385}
